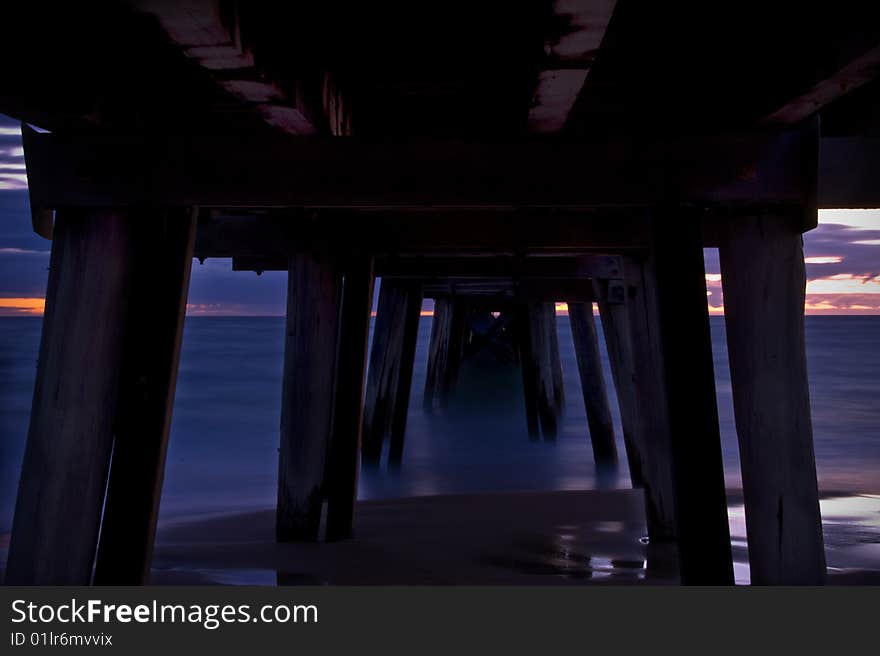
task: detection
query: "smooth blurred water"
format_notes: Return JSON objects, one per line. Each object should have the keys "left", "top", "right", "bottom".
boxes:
{"left": 1, "top": 315, "right": 879, "bottom": 532}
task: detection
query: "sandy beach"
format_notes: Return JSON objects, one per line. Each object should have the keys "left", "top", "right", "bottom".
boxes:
{"left": 143, "top": 489, "right": 880, "bottom": 586}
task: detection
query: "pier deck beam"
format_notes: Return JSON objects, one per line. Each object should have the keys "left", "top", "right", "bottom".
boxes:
{"left": 94, "top": 209, "right": 197, "bottom": 584}
{"left": 325, "top": 254, "right": 376, "bottom": 541}
{"left": 653, "top": 210, "right": 734, "bottom": 585}
{"left": 276, "top": 251, "right": 342, "bottom": 542}
{"left": 719, "top": 214, "right": 826, "bottom": 585}
{"left": 568, "top": 302, "right": 618, "bottom": 469}
{"left": 6, "top": 209, "right": 138, "bottom": 585}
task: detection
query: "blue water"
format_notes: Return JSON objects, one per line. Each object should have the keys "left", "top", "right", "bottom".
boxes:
{"left": 1, "top": 315, "right": 879, "bottom": 533}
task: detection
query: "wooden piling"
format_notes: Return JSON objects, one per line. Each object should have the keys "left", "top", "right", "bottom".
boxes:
{"left": 515, "top": 303, "right": 541, "bottom": 439}
{"left": 325, "top": 254, "right": 375, "bottom": 541}
{"left": 275, "top": 251, "right": 342, "bottom": 542}
{"left": 362, "top": 281, "right": 411, "bottom": 465}
{"left": 719, "top": 214, "right": 826, "bottom": 584}
{"left": 388, "top": 285, "right": 423, "bottom": 467}
{"left": 621, "top": 255, "right": 678, "bottom": 541}
{"left": 568, "top": 302, "right": 618, "bottom": 468}
{"left": 5, "top": 209, "right": 137, "bottom": 585}
{"left": 93, "top": 209, "right": 197, "bottom": 584}
{"left": 441, "top": 298, "right": 468, "bottom": 406}
{"left": 423, "top": 298, "right": 451, "bottom": 410}
{"left": 525, "top": 302, "right": 564, "bottom": 440}
{"left": 592, "top": 280, "right": 645, "bottom": 486}
{"left": 652, "top": 209, "right": 734, "bottom": 585}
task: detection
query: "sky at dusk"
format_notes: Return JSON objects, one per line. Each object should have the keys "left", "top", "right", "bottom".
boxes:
{"left": 1, "top": 115, "right": 879, "bottom": 317}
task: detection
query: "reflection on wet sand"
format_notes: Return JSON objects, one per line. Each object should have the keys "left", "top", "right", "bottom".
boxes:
{"left": 143, "top": 491, "right": 880, "bottom": 586}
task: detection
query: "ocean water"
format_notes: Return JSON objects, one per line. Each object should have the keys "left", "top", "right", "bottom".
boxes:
{"left": 1, "top": 315, "right": 879, "bottom": 535}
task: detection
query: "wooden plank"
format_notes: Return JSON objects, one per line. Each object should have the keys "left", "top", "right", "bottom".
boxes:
{"left": 275, "top": 251, "right": 342, "bottom": 541}
{"left": 5, "top": 209, "right": 136, "bottom": 584}
{"left": 325, "top": 254, "right": 375, "bottom": 541}
{"left": 93, "top": 208, "right": 197, "bottom": 584}
{"left": 21, "top": 127, "right": 818, "bottom": 211}
{"left": 593, "top": 279, "right": 644, "bottom": 487}
{"left": 622, "top": 255, "right": 677, "bottom": 541}
{"left": 388, "top": 284, "right": 424, "bottom": 467}
{"left": 362, "top": 281, "right": 411, "bottom": 465}
{"left": 568, "top": 302, "right": 618, "bottom": 469}
{"left": 652, "top": 209, "right": 733, "bottom": 585}
{"left": 719, "top": 214, "right": 826, "bottom": 584}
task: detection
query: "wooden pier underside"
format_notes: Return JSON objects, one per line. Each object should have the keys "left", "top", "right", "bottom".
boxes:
{"left": 4, "top": 0, "right": 880, "bottom": 586}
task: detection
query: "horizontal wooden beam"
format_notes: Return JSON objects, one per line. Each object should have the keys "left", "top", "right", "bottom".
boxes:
{"left": 763, "top": 45, "right": 880, "bottom": 126}
{"left": 819, "top": 137, "right": 880, "bottom": 208}
{"left": 233, "top": 253, "right": 623, "bottom": 278}
{"left": 412, "top": 277, "right": 597, "bottom": 303}
{"left": 23, "top": 125, "right": 817, "bottom": 214}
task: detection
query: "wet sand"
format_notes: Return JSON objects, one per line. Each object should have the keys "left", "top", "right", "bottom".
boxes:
{"left": 148, "top": 490, "right": 880, "bottom": 586}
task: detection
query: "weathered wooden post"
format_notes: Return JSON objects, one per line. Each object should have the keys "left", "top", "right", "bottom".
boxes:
{"left": 568, "top": 301, "right": 618, "bottom": 468}
{"left": 93, "top": 209, "right": 197, "bottom": 584}
{"left": 275, "top": 251, "right": 342, "bottom": 542}
{"left": 621, "top": 255, "right": 677, "bottom": 541}
{"left": 424, "top": 297, "right": 451, "bottom": 410}
{"left": 719, "top": 214, "right": 826, "bottom": 585}
{"left": 7, "top": 210, "right": 142, "bottom": 584}
{"left": 592, "top": 278, "right": 644, "bottom": 486}
{"left": 325, "top": 254, "right": 375, "bottom": 541}
{"left": 524, "top": 302, "right": 565, "bottom": 439}
{"left": 362, "top": 281, "right": 412, "bottom": 465}
{"left": 514, "top": 302, "right": 541, "bottom": 438}
{"left": 388, "top": 284, "right": 423, "bottom": 467}
{"left": 652, "top": 209, "right": 734, "bottom": 585}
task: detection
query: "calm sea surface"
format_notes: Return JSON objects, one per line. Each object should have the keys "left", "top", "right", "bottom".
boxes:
{"left": 1, "top": 315, "right": 879, "bottom": 533}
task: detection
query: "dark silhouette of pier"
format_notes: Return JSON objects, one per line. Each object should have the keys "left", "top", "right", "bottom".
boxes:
{"left": 3, "top": 0, "right": 880, "bottom": 586}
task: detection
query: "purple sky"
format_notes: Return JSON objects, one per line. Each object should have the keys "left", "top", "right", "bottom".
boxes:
{"left": 1, "top": 115, "right": 879, "bottom": 316}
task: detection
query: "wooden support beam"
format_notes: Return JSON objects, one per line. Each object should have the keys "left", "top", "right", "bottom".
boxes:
{"left": 362, "top": 281, "right": 412, "bottom": 466}
{"left": 325, "top": 254, "right": 375, "bottom": 541}
{"left": 275, "top": 251, "right": 342, "bottom": 542}
{"left": 719, "top": 215, "right": 826, "bottom": 585}
{"left": 818, "top": 137, "right": 880, "bottom": 209}
{"left": 5, "top": 209, "right": 136, "bottom": 584}
{"left": 236, "top": 254, "right": 624, "bottom": 279}
{"left": 205, "top": 209, "right": 655, "bottom": 256}
{"left": 622, "top": 256, "right": 677, "bottom": 541}
{"left": 93, "top": 209, "right": 196, "bottom": 585}
{"left": 568, "top": 302, "right": 618, "bottom": 469}
{"left": 423, "top": 298, "right": 451, "bottom": 411}
{"left": 652, "top": 209, "right": 734, "bottom": 585}
{"left": 763, "top": 45, "right": 880, "bottom": 125}
{"left": 129, "top": 0, "right": 350, "bottom": 135}
{"left": 388, "top": 285, "right": 424, "bottom": 467}
{"left": 524, "top": 302, "right": 565, "bottom": 440}
{"left": 22, "top": 127, "right": 819, "bottom": 211}
{"left": 528, "top": 0, "right": 618, "bottom": 133}
{"left": 592, "top": 279, "right": 644, "bottom": 487}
